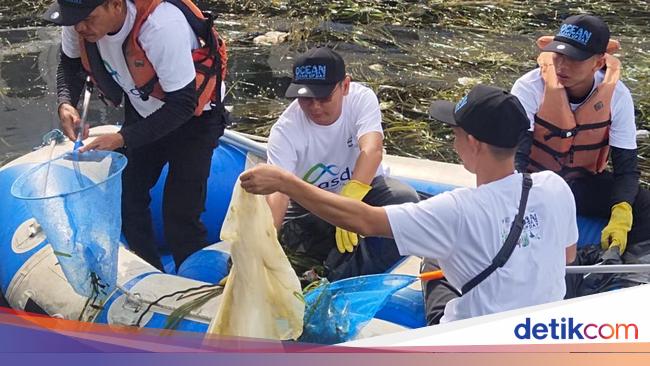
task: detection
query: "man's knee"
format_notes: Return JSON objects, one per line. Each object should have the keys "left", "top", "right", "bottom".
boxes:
{"left": 368, "top": 176, "right": 420, "bottom": 206}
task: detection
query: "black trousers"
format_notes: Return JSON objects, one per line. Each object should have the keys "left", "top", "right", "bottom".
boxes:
{"left": 280, "top": 175, "right": 419, "bottom": 281}
{"left": 421, "top": 259, "right": 460, "bottom": 325}
{"left": 568, "top": 172, "right": 650, "bottom": 246}
{"left": 120, "top": 104, "right": 225, "bottom": 270}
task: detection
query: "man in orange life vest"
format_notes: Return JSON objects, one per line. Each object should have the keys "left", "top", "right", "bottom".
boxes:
{"left": 43, "top": 0, "right": 228, "bottom": 271}
{"left": 512, "top": 14, "right": 650, "bottom": 258}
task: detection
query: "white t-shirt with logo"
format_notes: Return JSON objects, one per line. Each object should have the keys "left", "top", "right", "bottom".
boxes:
{"left": 267, "top": 82, "right": 388, "bottom": 193}
{"left": 511, "top": 68, "right": 637, "bottom": 149}
{"left": 385, "top": 171, "right": 578, "bottom": 323}
{"left": 61, "top": 1, "right": 217, "bottom": 118}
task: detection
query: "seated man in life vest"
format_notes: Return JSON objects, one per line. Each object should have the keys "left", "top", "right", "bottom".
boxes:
{"left": 241, "top": 84, "right": 578, "bottom": 323}
{"left": 512, "top": 14, "right": 650, "bottom": 259}
{"left": 44, "top": 0, "right": 228, "bottom": 271}
{"left": 265, "top": 47, "right": 419, "bottom": 281}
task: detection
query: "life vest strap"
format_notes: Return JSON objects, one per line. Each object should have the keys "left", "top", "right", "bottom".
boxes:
{"left": 529, "top": 158, "right": 595, "bottom": 179}
{"left": 535, "top": 114, "right": 611, "bottom": 140}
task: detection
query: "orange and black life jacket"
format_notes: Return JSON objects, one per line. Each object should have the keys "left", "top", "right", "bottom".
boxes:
{"left": 79, "top": 0, "right": 227, "bottom": 115}
{"left": 528, "top": 52, "right": 620, "bottom": 179}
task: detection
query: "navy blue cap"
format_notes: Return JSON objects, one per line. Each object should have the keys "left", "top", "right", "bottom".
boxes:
{"left": 285, "top": 47, "right": 346, "bottom": 98}
{"left": 542, "top": 14, "right": 610, "bottom": 61}
{"left": 42, "top": 0, "right": 104, "bottom": 26}
{"left": 428, "top": 85, "right": 529, "bottom": 148}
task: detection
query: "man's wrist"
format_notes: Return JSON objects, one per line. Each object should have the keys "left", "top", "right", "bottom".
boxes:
{"left": 57, "top": 101, "right": 73, "bottom": 115}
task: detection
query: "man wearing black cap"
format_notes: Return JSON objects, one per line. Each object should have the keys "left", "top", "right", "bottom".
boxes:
{"left": 43, "top": 0, "right": 227, "bottom": 271}
{"left": 241, "top": 84, "right": 578, "bottom": 322}
{"left": 512, "top": 14, "right": 650, "bottom": 258}
{"left": 266, "top": 47, "right": 418, "bottom": 281}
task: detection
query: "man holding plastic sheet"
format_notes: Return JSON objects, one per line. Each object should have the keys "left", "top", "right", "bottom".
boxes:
{"left": 242, "top": 84, "right": 578, "bottom": 323}
{"left": 43, "top": 0, "right": 228, "bottom": 271}
{"left": 265, "top": 46, "right": 419, "bottom": 281}
{"left": 512, "top": 14, "right": 650, "bottom": 259}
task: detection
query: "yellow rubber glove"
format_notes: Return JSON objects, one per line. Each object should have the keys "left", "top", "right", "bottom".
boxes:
{"left": 335, "top": 180, "right": 372, "bottom": 253}
{"left": 601, "top": 202, "right": 633, "bottom": 255}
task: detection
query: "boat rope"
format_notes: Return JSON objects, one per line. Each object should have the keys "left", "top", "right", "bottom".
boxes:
{"left": 133, "top": 283, "right": 220, "bottom": 327}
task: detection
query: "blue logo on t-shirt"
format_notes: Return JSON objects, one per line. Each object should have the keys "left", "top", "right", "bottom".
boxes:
{"left": 103, "top": 60, "right": 121, "bottom": 84}
{"left": 557, "top": 24, "right": 592, "bottom": 46}
{"left": 295, "top": 65, "right": 327, "bottom": 81}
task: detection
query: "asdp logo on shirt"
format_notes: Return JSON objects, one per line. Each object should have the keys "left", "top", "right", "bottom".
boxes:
{"left": 302, "top": 163, "right": 352, "bottom": 190}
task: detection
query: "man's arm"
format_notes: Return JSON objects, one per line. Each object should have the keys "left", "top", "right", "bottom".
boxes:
{"left": 610, "top": 147, "right": 640, "bottom": 206}
{"left": 56, "top": 47, "right": 87, "bottom": 141}
{"left": 266, "top": 192, "right": 290, "bottom": 230}
{"left": 351, "top": 132, "right": 383, "bottom": 184}
{"left": 511, "top": 76, "right": 539, "bottom": 172}
{"left": 80, "top": 80, "right": 197, "bottom": 151}
{"left": 565, "top": 243, "right": 577, "bottom": 264}
{"left": 241, "top": 165, "right": 393, "bottom": 238}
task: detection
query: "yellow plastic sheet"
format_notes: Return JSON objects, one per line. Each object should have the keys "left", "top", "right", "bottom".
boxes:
{"left": 207, "top": 178, "right": 304, "bottom": 339}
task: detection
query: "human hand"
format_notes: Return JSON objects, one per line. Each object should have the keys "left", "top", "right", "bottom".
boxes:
{"left": 240, "top": 164, "right": 289, "bottom": 195}
{"left": 335, "top": 180, "right": 371, "bottom": 253}
{"left": 58, "top": 103, "right": 88, "bottom": 141}
{"left": 601, "top": 202, "right": 633, "bottom": 255}
{"left": 78, "top": 133, "right": 124, "bottom": 152}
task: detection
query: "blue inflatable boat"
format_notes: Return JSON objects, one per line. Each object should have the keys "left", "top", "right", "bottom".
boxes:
{"left": 0, "top": 126, "right": 607, "bottom": 339}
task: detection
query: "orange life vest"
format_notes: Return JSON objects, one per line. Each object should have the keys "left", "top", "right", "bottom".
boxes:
{"left": 528, "top": 51, "right": 620, "bottom": 179}
{"left": 79, "top": 0, "right": 227, "bottom": 116}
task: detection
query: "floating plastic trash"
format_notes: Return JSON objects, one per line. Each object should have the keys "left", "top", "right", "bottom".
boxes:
{"left": 299, "top": 274, "right": 415, "bottom": 344}
{"left": 11, "top": 150, "right": 127, "bottom": 299}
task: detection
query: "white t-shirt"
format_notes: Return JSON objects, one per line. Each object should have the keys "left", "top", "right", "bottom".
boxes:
{"left": 267, "top": 82, "right": 388, "bottom": 193}
{"left": 61, "top": 1, "right": 211, "bottom": 118}
{"left": 511, "top": 68, "right": 637, "bottom": 149}
{"left": 385, "top": 171, "right": 578, "bottom": 323}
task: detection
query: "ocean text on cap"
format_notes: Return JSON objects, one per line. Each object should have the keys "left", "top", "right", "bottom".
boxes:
{"left": 557, "top": 24, "right": 592, "bottom": 46}
{"left": 295, "top": 65, "right": 327, "bottom": 81}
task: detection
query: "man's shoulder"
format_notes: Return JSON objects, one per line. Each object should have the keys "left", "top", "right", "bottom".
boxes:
{"left": 530, "top": 171, "right": 571, "bottom": 196}
{"left": 272, "top": 101, "right": 304, "bottom": 131}
{"left": 142, "top": 2, "right": 189, "bottom": 31}
{"left": 346, "top": 82, "right": 379, "bottom": 103}
{"left": 512, "top": 68, "right": 544, "bottom": 103}
{"left": 514, "top": 68, "right": 543, "bottom": 88}
{"left": 613, "top": 79, "right": 633, "bottom": 100}
{"left": 349, "top": 81, "right": 375, "bottom": 94}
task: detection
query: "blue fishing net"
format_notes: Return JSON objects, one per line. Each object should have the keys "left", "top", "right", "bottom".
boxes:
{"left": 11, "top": 150, "right": 127, "bottom": 299}
{"left": 299, "top": 274, "right": 415, "bottom": 344}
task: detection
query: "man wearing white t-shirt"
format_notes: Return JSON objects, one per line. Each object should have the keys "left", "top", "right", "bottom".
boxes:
{"left": 267, "top": 47, "right": 419, "bottom": 280}
{"left": 512, "top": 14, "right": 650, "bottom": 258}
{"left": 241, "top": 84, "right": 578, "bottom": 323}
{"left": 43, "top": 0, "right": 227, "bottom": 271}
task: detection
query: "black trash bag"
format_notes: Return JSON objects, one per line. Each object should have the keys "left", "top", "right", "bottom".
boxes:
{"left": 566, "top": 240, "right": 650, "bottom": 298}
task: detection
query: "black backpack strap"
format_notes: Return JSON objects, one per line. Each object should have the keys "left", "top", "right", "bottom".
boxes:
{"left": 460, "top": 173, "right": 533, "bottom": 294}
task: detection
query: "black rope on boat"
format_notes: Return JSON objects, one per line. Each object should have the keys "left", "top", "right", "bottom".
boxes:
{"left": 133, "top": 283, "right": 219, "bottom": 327}
{"left": 77, "top": 272, "right": 108, "bottom": 321}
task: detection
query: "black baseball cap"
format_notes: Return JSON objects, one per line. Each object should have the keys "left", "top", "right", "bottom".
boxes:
{"left": 285, "top": 47, "right": 346, "bottom": 98}
{"left": 42, "top": 0, "right": 105, "bottom": 26}
{"left": 542, "top": 14, "right": 610, "bottom": 61}
{"left": 428, "top": 85, "right": 529, "bottom": 148}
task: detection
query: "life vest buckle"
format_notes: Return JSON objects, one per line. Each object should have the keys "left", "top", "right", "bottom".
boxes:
{"left": 544, "top": 127, "right": 578, "bottom": 141}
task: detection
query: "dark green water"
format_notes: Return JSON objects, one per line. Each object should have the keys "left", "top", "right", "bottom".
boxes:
{"left": 1, "top": 0, "right": 649, "bottom": 182}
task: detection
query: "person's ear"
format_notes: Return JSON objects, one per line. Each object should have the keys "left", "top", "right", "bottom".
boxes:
{"left": 341, "top": 76, "right": 351, "bottom": 96}
{"left": 466, "top": 134, "right": 481, "bottom": 154}
{"left": 593, "top": 54, "right": 606, "bottom": 72}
